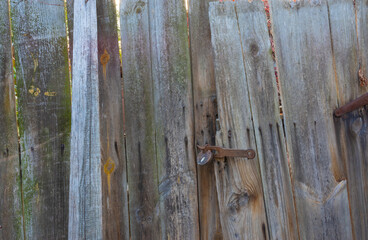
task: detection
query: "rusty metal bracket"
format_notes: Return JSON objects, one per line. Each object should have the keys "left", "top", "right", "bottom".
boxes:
{"left": 196, "top": 144, "right": 256, "bottom": 165}
{"left": 334, "top": 92, "right": 368, "bottom": 117}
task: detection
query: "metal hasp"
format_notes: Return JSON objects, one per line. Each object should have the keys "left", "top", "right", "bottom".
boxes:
{"left": 196, "top": 144, "right": 256, "bottom": 165}
{"left": 334, "top": 92, "right": 368, "bottom": 117}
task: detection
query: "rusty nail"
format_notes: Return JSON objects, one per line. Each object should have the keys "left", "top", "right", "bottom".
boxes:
{"left": 334, "top": 92, "right": 368, "bottom": 117}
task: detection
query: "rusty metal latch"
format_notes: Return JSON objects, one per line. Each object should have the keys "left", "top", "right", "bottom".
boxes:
{"left": 196, "top": 144, "right": 256, "bottom": 165}
{"left": 334, "top": 92, "right": 368, "bottom": 117}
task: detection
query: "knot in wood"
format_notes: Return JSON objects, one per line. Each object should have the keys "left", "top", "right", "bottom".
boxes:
{"left": 100, "top": 49, "right": 110, "bottom": 66}
{"left": 351, "top": 117, "right": 363, "bottom": 135}
{"left": 249, "top": 43, "right": 259, "bottom": 57}
{"left": 104, "top": 158, "right": 115, "bottom": 175}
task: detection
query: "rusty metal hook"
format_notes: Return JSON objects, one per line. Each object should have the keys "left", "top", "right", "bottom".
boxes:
{"left": 334, "top": 92, "right": 368, "bottom": 117}
{"left": 196, "top": 144, "right": 256, "bottom": 165}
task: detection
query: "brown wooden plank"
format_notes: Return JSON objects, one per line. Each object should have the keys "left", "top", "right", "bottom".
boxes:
{"left": 97, "top": 0, "right": 129, "bottom": 239}
{"left": 0, "top": 1, "right": 22, "bottom": 239}
{"left": 66, "top": 0, "right": 74, "bottom": 71}
{"left": 68, "top": 0, "right": 101, "bottom": 239}
{"left": 149, "top": 0, "right": 200, "bottom": 238}
{"left": 120, "top": 0, "right": 161, "bottom": 239}
{"left": 10, "top": 0, "right": 71, "bottom": 238}
{"left": 235, "top": 1, "right": 299, "bottom": 239}
{"left": 329, "top": 0, "right": 368, "bottom": 239}
{"left": 209, "top": 2, "right": 269, "bottom": 239}
{"left": 188, "top": 0, "right": 222, "bottom": 239}
{"left": 269, "top": 0, "right": 353, "bottom": 238}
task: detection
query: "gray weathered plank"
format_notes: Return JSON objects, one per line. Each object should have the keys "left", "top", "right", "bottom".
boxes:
{"left": 334, "top": 108, "right": 368, "bottom": 240}
{"left": 149, "top": 0, "right": 200, "bottom": 238}
{"left": 327, "top": 0, "right": 364, "bottom": 104}
{"left": 269, "top": 0, "right": 353, "bottom": 239}
{"left": 0, "top": 1, "right": 22, "bottom": 239}
{"left": 329, "top": 0, "right": 368, "bottom": 239}
{"left": 188, "top": 0, "right": 222, "bottom": 239}
{"left": 353, "top": 1, "right": 368, "bottom": 238}
{"left": 10, "top": 0, "right": 71, "bottom": 238}
{"left": 357, "top": 0, "right": 368, "bottom": 84}
{"left": 209, "top": 2, "right": 269, "bottom": 239}
{"left": 236, "top": 1, "right": 299, "bottom": 239}
{"left": 97, "top": 0, "right": 129, "bottom": 239}
{"left": 120, "top": 0, "right": 161, "bottom": 239}
{"left": 68, "top": 0, "right": 101, "bottom": 239}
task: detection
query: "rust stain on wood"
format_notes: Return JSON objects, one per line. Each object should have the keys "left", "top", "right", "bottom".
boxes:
{"left": 100, "top": 49, "right": 110, "bottom": 81}
{"left": 104, "top": 157, "right": 115, "bottom": 196}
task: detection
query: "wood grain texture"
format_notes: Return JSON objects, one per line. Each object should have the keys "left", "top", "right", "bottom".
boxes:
{"left": 10, "top": 0, "right": 71, "bottom": 238}
{"left": 269, "top": 0, "right": 353, "bottom": 239}
{"left": 68, "top": 0, "right": 101, "bottom": 239}
{"left": 0, "top": 1, "right": 22, "bottom": 239}
{"left": 329, "top": 0, "right": 368, "bottom": 238}
{"left": 188, "top": 0, "right": 222, "bottom": 239}
{"left": 120, "top": 0, "right": 161, "bottom": 239}
{"left": 149, "top": 0, "right": 200, "bottom": 238}
{"left": 97, "top": 0, "right": 129, "bottom": 239}
{"left": 209, "top": 2, "right": 269, "bottom": 239}
{"left": 236, "top": 1, "right": 299, "bottom": 239}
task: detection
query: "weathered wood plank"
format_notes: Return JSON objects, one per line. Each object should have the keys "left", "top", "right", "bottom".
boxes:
{"left": 209, "top": 2, "right": 269, "bottom": 239}
{"left": 328, "top": 0, "right": 364, "bottom": 103}
{"left": 354, "top": 2, "right": 368, "bottom": 238}
{"left": 329, "top": 0, "right": 368, "bottom": 239}
{"left": 149, "top": 0, "right": 200, "bottom": 238}
{"left": 97, "top": 0, "right": 129, "bottom": 239}
{"left": 269, "top": 0, "right": 353, "bottom": 239}
{"left": 68, "top": 0, "right": 101, "bottom": 239}
{"left": 188, "top": 0, "right": 222, "bottom": 239}
{"left": 0, "top": 2, "right": 22, "bottom": 239}
{"left": 357, "top": 0, "right": 368, "bottom": 83}
{"left": 120, "top": 0, "right": 161, "bottom": 239}
{"left": 66, "top": 0, "right": 74, "bottom": 71}
{"left": 10, "top": 0, "right": 71, "bottom": 238}
{"left": 236, "top": 1, "right": 299, "bottom": 239}
{"left": 334, "top": 108, "right": 368, "bottom": 240}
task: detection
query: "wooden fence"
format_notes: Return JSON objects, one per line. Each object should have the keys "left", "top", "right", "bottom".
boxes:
{"left": 0, "top": 0, "right": 368, "bottom": 239}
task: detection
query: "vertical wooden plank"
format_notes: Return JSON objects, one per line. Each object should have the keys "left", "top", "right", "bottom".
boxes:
{"left": 120, "top": 0, "right": 160, "bottom": 239}
{"left": 236, "top": 1, "right": 299, "bottom": 239}
{"left": 97, "top": 0, "right": 129, "bottom": 239}
{"left": 334, "top": 108, "right": 368, "bottom": 240}
{"left": 329, "top": 0, "right": 368, "bottom": 238}
{"left": 0, "top": 1, "right": 22, "bottom": 239}
{"left": 66, "top": 0, "right": 74, "bottom": 69}
{"left": 188, "top": 0, "right": 222, "bottom": 238}
{"left": 328, "top": 0, "right": 364, "bottom": 103}
{"left": 149, "top": 0, "right": 200, "bottom": 238}
{"left": 10, "top": 0, "right": 71, "bottom": 239}
{"left": 209, "top": 2, "right": 269, "bottom": 239}
{"left": 357, "top": 0, "right": 368, "bottom": 80}
{"left": 355, "top": 2, "right": 368, "bottom": 238}
{"left": 269, "top": 0, "right": 353, "bottom": 239}
{"left": 68, "top": 0, "right": 101, "bottom": 239}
